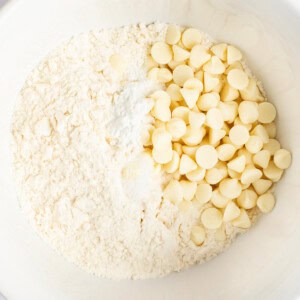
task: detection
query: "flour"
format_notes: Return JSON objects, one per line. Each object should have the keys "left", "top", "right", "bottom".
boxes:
{"left": 11, "top": 23, "right": 257, "bottom": 279}
{"left": 105, "top": 80, "right": 157, "bottom": 153}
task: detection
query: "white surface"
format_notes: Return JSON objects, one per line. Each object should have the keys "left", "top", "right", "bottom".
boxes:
{"left": 0, "top": 0, "right": 299, "bottom": 299}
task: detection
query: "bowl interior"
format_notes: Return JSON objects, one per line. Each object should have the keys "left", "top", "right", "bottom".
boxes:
{"left": 0, "top": 0, "right": 299, "bottom": 299}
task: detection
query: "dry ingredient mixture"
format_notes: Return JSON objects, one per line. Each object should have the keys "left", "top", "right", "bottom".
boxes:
{"left": 12, "top": 23, "right": 291, "bottom": 279}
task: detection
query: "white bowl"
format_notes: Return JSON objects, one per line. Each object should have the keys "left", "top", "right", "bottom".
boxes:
{"left": 0, "top": 0, "right": 299, "bottom": 299}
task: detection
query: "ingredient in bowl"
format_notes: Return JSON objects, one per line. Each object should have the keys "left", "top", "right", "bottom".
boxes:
{"left": 145, "top": 25, "right": 291, "bottom": 243}
{"left": 12, "top": 23, "right": 291, "bottom": 280}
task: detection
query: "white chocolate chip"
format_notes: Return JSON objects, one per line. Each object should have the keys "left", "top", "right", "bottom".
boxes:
{"left": 227, "top": 69, "right": 249, "bottom": 90}
{"left": 263, "top": 161, "right": 283, "bottom": 182}
{"left": 168, "top": 60, "right": 182, "bottom": 70}
{"left": 219, "top": 101, "right": 238, "bottom": 123}
{"left": 257, "top": 193, "right": 275, "bottom": 213}
{"left": 180, "top": 88, "right": 200, "bottom": 109}
{"left": 151, "top": 42, "right": 172, "bottom": 64}
{"left": 241, "top": 165, "right": 262, "bottom": 185}
{"left": 258, "top": 102, "right": 276, "bottom": 124}
{"left": 206, "top": 108, "right": 224, "bottom": 130}
{"left": 180, "top": 180, "right": 197, "bottom": 201}
{"left": 251, "top": 124, "right": 269, "bottom": 144}
{"left": 147, "top": 67, "right": 160, "bottom": 80}
{"left": 223, "top": 201, "right": 240, "bottom": 222}
{"left": 253, "top": 150, "right": 271, "bottom": 169}
{"left": 201, "top": 208, "right": 223, "bottom": 229}
{"left": 264, "top": 122, "right": 277, "bottom": 138}
{"left": 173, "top": 65, "right": 194, "bottom": 86}
{"left": 157, "top": 68, "right": 173, "bottom": 83}
{"left": 190, "top": 225, "right": 206, "bottom": 246}
{"left": 163, "top": 179, "right": 183, "bottom": 204}
{"left": 186, "top": 167, "right": 206, "bottom": 182}
{"left": 145, "top": 55, "right": 158, "bottom": 70}
{"left": 109, "top": 54, "right": 127, "bottom": 73}
{"left": 237, "top": 189, "right": 257, "bottom": 209}
{"left": 225, "top": 61, "right": 243, "bottom": 74}
{"left": 189, "top": 111, "right": 205, "bottom": 129}
{"left": 172, "top": 106, "right": 190, "bottom": 123}
{"left": 209, "top": 129, "right": 226, "bottom": 145}
{"left": 211, "top": 43, "right": 227, "bottom": 61}
{"left": 195, "top": 183, "right": 212, "bottom": 204}
{"left": 211, "top": 189, "right": 230, "bottom": 208}
{"left": 182, "top": 146, "right": 198, "bottom": 158}
{"left": 237, "top": 148, "right": 253, "bottom": 164}
{"left": 274, "top": 149, "right": 291, "bottom": 169}
{"left": 217, "top": 144, "right": 236, "bottom": 161}
{"left": 172, "top": 45, "right": 190, "bottom": 62}
{"left": 263, "top": 139, "right": 281, "bottom": 155}
{"left": 220, "top": 83, "right": 239, "bottom": 102}
{"left": 184, "top": 78, "right": 203, "bottom": 90}
{"left": 234, "top": 117, "right": 252, "bottom": 131}
{"left": 204, "top": 72, "right": 220, "bottom": 93}
{"left": 205, "top": 168, "right": 223, "bottom": 185}
{"left": 215, "top": 161, "right": 228, "bottom": 179}
{"left": 182, "top": 28, "right": 202, "bottom": 49}
{"left": 166, "top": 118, "right": 187, "bottom": 140}
{"left": 227, "top": 168, "right": 240, "bottom": 179}
{"left": 197, "top": 92, "right": 220, "bottom": 111}
{"left": 240, "top": 78, "right": 264, "bottom": 102}
{"left": 166, "top": 25, "right": 181, "bottom": 45}
{"left": 152, "top": 146, "right": 173, "bottom": 164}
{"left": 203, "top": 56, "right": 226, "bottom": 75}
{"left": 179, "top": 154, "right": 198, "bottom": 174}
{"left": 151, "top": 90, "right": 171, "bottom": 106}
{"left": 227, "top": 155, "right": 246, "bottom": 173}
{"left": 152, "top": 104, "right": 171, "bottom": 122}
{"left": 219, "top": 178, "right": 242, "bottom": 199}
{"left": 152, "top": 127, "right": 172, "bottom": 148}
{"left": 229, "top": 125, "right": 250, "bottom": 146}
{"left": 252, "top": 179, "right": 273, "bottom": 195}
{"left": 166, "top": 83, "right": 183, "bottom": 102}
{"left": 227, "top": 45, "right": 242, "bottom": 64}
{"left": 164, "top": 150, "right": 180, "bottom": 173}
{"left": 182, "top": 126, "right": 206, "bottom": 146}
{"left": 231, "top": 209, "right": 251, "bottom": 229}
{"left": 189, "top": 45, "right": 211, "bottom": 68}
{"left": 245, "top": 135, "right": 263, "bottom": 154}
{"left": 238, "top": 101, "right": 259, "bottom": 124}
{"left": 196, "top": 145, "right": 218, "bottom": 169}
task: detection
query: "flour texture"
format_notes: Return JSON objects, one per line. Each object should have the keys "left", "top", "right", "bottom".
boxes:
{"left": 12, "top": 23, "right": 255, "bottom": 279}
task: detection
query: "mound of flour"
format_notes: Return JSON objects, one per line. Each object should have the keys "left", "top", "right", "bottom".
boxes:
{"left": 11, "top": 23, "right": 252, "bottom": 279}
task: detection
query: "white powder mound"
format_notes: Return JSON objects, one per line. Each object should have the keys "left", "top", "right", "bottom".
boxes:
{"left": 11, "top": 23, "right": 258, "bottom": 279}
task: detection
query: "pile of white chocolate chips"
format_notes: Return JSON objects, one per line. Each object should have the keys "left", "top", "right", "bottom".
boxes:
{"left": 143, "top": 26, "right": 292, "bottom": 246}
